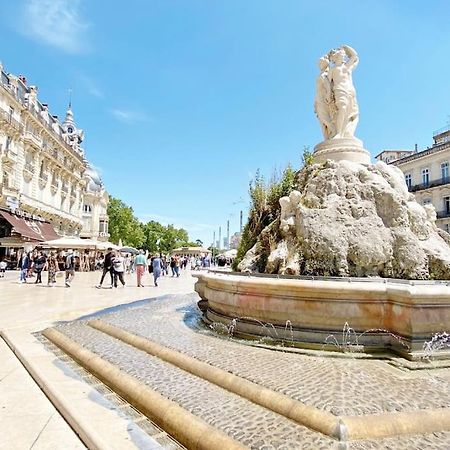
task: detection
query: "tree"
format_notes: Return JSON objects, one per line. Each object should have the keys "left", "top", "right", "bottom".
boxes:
{"left": 107, "top": 197, "right": 144, "bottom": 248}
{"left": 233, "top": 164, "right": 296, "bottom": 271}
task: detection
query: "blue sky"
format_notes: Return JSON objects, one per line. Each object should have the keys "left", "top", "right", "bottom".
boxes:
{"left": 1, "top": 0, "right": 450, "bottom": 245}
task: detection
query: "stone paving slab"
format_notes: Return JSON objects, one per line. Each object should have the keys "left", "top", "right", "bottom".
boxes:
{"left": 0, "top": 336, "right": 85, "bottom": 450}
{"left": 45, "top": 292, "right": 450, "bottom": 448}
{"left": 0, "top": 270, "right": 197, "bottom": 450}
{"left": 97, "top": 294, "right": 450, "bottom": 417}
{"left": 55, "top": 321, "right": 339, "bottom": 449}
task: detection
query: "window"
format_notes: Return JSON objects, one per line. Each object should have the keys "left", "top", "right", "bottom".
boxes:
{"left": 5, "top": 136, "right": 11, "bottom": 150}
{"left": 422, "top": 168, "right": 430, "bottom": 186}
{"left": 442, "top": 162, "right": 449, "bottom": 181}
{"left": 9, "top": 106, "right": 13, "bottom": 121}
{"left": 445, "top": 224, "right": 450, "bottom": 233}
{"left": 83, "top": 204, "right": 92, "bottom": 213}
{"left": 405, "top": 174, "right": 412, "bottom": 189}
{"left": 444, "top": 197, "right": 450, "bottom": 214}
{"left": 67, "top": 126, "right": 73, "bottom": 134}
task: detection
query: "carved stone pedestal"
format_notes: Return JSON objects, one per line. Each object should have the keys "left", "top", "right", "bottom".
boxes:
{"left": 313, "top": 137, "right": 370, "bottom": 164}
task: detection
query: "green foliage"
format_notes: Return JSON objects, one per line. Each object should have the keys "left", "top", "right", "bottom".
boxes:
{"left": 107, "top": 197, "right": 145, "bottom": 248}
{"left": 142, "top": 221, "right": 192, "bottom": 254}
{"left": 108, "top": 197, "right": 194, "bottom": 253}
{"left": 233, "top": 164, "right": 296, "bottom": 271}
{"left": 302, "top": 146, "right": 314, "bottom": 167}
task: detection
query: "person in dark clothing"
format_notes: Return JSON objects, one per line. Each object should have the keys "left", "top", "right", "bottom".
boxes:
{"left": 19, "top": 252, "right": 30, "bottom": 283}
{"left": 96, "top": 248, "right": 114, "bottom": 289}
{"left": 34, "top": 251, "right": 46, "bottom": 284}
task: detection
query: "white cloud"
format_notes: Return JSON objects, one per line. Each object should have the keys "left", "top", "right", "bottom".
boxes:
{"left": 21, "top": 0, "right": 89, "bottom": 54}
{"left": 110, "top": 108, "right": 150, "bottom": 125}
{"left": 78, "top": 73, "right": 103, "bottom": 98}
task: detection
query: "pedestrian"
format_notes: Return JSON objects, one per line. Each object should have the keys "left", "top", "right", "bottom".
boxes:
{"left": 170, "top": 256, "right": 176, "bottom": 276}
{"left": 112, "top": 252, "right": 126, "bottom": 288}
{"left": 152, "top": 254, "right": 162, "bottom": 286}
{"left": 161, "top": 256, "right": 168, "bottom": 276}
{"left": 0, "top": 259, "right": 7, "bottom": 277}
{"left": 47, "top": 251, "right": 58, "bottom": 286}
{"left": 174, "top": 255, "right": 180, "bottom": 277}
{"left": 34, "top": 251, "right": 46, "bottom": 284}
{"left": 134, "top": 250, "right": 146, "bottom": 287}
{"left": 19, "top": 252, "right": 29, "bottom": 283}
{"left": 96, "top": 247, "right": 114, "bottom": 289}
{"left": 65, "top": 249, "right": 75, "bottom": 287}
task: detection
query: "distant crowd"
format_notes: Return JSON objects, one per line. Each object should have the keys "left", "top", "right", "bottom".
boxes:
{"left": 0, "top": 248, "right": 212, "bottom": 288}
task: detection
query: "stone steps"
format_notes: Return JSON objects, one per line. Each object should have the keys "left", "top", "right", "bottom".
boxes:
{"left": 36, "top": 293, "right": 450, "bottom": 449}
{"left": 43, "top": 321, "right": 340, "bottom": 449}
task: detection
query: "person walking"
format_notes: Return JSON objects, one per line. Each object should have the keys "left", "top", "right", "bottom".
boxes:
{"left": 174, "top": 255, "right": 180, "bottom": 277}
{"left": 34, "top": 251, "right": 46, "bottom": 284}
{"left": 0, "top": 259, "right": 7, "bottom": 277}
{"left": 47, "top": 251, "right": 58, "bottom": 286}
{"left": 96, "top": 247, "right": 114, "bottom": 289}
{"left": 170, "top": 257, "right": 176, "bottom": 276}
{"left": 152, "top": 254, "right": 162, "bottom": 287}
{"left": 65, "top": 249, "right": 75, "bottom": 288}
{"left": 19, "top": 252, "right": 29, "bottom": 283}
{"left": 134, "top": 250, "right": 146, "bottom": 287}
{"left": 112, "top": 252, "right": 126, "bottom": 288}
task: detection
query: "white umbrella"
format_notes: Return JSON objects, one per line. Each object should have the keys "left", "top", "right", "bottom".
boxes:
{"left": 41, "top": 237, "right": 100, "bottom": 249}
{"left": 96, "top": 241, "right": 119, "bottom": 250}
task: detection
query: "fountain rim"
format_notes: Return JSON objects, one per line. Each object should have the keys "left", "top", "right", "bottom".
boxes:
{"left": 203, "top": 269, "right": 450, "bottom": 286}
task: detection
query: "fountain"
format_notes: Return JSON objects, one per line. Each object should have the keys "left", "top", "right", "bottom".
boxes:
{"left": 195, "top": 46, "right": 450, "bottom": 360}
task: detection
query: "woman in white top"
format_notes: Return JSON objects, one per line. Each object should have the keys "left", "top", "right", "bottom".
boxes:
{"left": 112, "top": 252, "right": 126, "bottom": 288}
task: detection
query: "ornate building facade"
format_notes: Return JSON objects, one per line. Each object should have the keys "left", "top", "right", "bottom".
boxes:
{"left": 376, "top": 126, "right": 450, "bottom": 233}
{"left": 0, "top": 62, "right": 109, "bottom": 256}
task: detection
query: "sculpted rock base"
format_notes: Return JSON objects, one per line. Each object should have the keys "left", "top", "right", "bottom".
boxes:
{"left": 238, "top": 160, "right": 450, "bottom": 280}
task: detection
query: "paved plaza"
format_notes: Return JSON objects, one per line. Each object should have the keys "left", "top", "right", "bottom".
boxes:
{"left": 2, "top": 268, "right": 450, "bottom": 449}
{"left": 0, "top": 269, "right": 197, "bottom": 450}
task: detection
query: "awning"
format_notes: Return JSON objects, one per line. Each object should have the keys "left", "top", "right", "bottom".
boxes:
{"left": 41, "top": 237, "right": 101, "bottom": 249}
{"left": 0, "top": 210, "right": 59, "bottom": 242}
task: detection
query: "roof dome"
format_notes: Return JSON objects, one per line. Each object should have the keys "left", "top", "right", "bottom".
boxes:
{"left": 84, "top": 165, "right": 103, "bottom": 193}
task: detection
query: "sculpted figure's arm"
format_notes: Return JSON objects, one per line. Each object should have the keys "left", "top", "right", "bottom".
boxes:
{"left": 342, "top": 45, "right": 358, "bottom": 70}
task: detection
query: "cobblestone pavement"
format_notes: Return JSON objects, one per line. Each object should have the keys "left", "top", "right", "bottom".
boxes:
{"left": 52, "top": 293, "right": 450, "bottom": 449}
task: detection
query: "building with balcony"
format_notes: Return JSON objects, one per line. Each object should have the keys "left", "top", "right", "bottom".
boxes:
{"left": 0, "top": 62, "right": 109, "bottom": 258}
{"left": 376, "top": 125, "right": 450, "bottom": 232}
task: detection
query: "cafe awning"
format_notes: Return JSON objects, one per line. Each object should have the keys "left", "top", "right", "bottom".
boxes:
{"left": 0, "top": 210, "right": 59, "bottom": 242}
{"left": 41, "top": 236, "right": 102, "bottom": 249}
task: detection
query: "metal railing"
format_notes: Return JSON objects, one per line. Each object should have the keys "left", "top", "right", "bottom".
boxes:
{"left": 433, "top": 124, "right": 450, "bottom": 138}
{"left": 408, "top": 176, "right": 450, "bottom": 192}
{"left": 437, "top": 210, "right": 450, "bottom": 219}
{"left": 24, "top": 162, "right": 35, "bottom": 173}
{"left": 0, "top": 108, "right": 23, "bottom": 132}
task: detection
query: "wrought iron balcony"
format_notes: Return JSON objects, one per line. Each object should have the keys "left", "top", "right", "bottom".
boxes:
{"left": 408, "top": 176, "right": 450, "bottom": 192}
{"left": 0, "top": 108, "right": 24, "bottom": 133}
{"left": 23, "top": 131, "right": 42, "bottom": 149}
{"left": 437, "top": 210, "right": 450, "bottom": 219}
{"left": 24, "top": 162, "right": 35, "bottom": 173}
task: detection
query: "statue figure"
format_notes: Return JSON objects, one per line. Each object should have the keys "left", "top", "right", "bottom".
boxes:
{"left": 315, "top": 45, "right": 359, "bottom": 140}
{"left": 314, "top": 56, "right": 335, "bottom": 139}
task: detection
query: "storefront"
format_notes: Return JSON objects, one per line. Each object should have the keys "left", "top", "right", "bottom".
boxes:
{"left": 0, "top": 208, "right": 59, "bottom": 265}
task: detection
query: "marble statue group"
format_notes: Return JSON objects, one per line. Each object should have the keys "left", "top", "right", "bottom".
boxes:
{"left": 314, "top": 45, "right": 359, "bottom": 140}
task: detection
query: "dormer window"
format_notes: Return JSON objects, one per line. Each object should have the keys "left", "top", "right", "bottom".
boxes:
{"left": 67, "top": 126, "right": 73, "bottom": 134}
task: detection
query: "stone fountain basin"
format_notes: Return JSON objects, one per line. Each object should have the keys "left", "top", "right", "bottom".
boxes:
{"left": 194, "top": 270, "right": 450, "bottom": 360}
